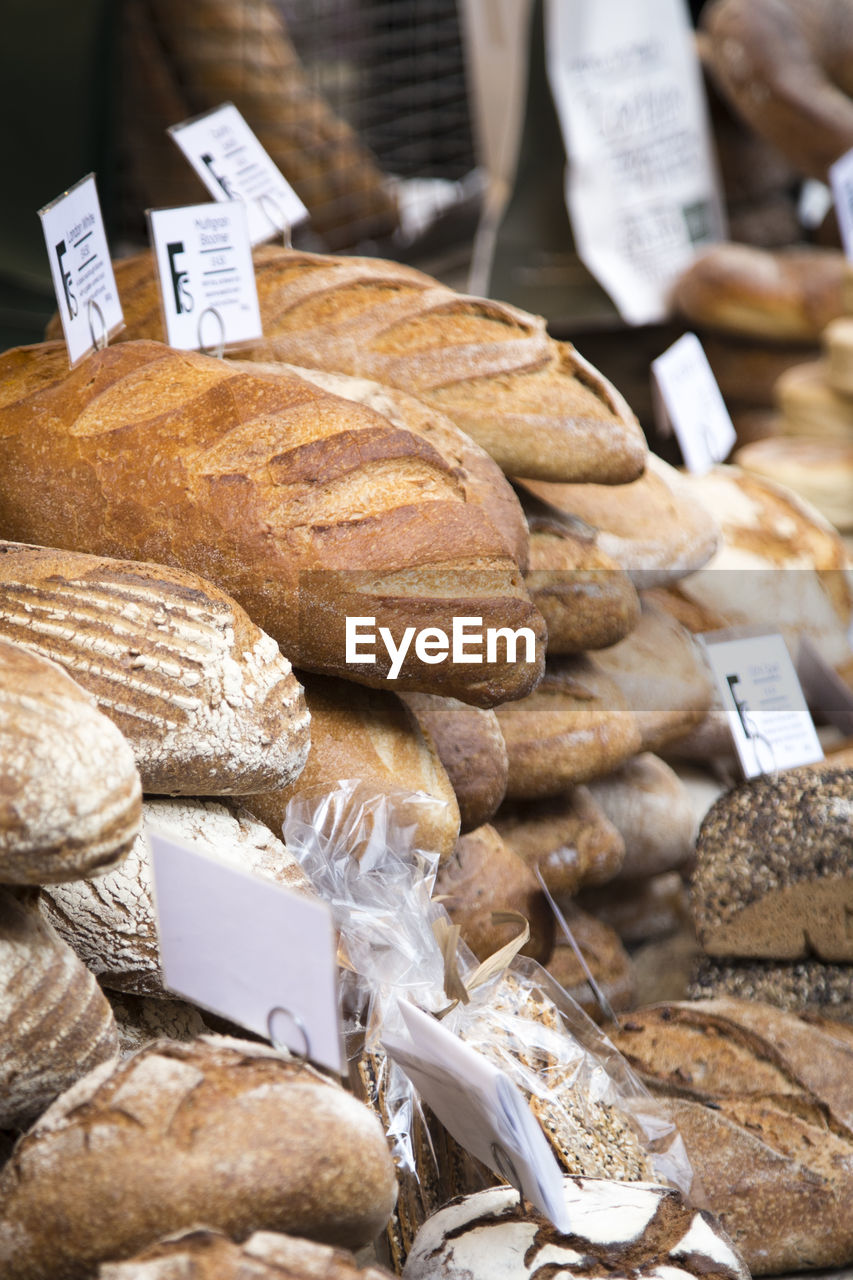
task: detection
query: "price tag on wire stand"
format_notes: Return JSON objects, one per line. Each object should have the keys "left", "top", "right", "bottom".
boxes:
{"left": 148, "top": 826, "right": 344, "bottom": 1075}
{"left": 383, "top": 1001, "right": 572, "bottom": 1232}
{"left": 38, "top": 173, "right": 124, "bottom": 365}
{"left": 651, "top": 332, "right": 736, "bottom": 474}
{"left": 829, "top": 148, "right": 853, "bottom": 260}
{"left": 148, "top": 201, "right": 262, "bottom": 353}
{"left": 169, "top": 102, "right": 308, "bottom": 246}
{"left": 699, "top": 628, "right": 824, "bottom": 779}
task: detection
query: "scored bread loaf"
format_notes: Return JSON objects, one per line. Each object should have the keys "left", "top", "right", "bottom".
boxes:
{"left": 41, "top": 797, "right": 314, "bottom": 996}
{"left": 0, "top": 1036, "right": 399, "bottom": 1279}
{"left": 0, "top": 540, "right": 309, "bottom": 795}
{"left": 400, "top": 693, "right": 507, "bottom": 832}
{"left": 107, "top": 246, "right": 648, "bottom": 484}
{"left": 0, "top": 887, "right": 118, "bottom": 1129}
{"left": 0, "top": 638, "right": 142, "bottom": 884}
{"left": 0, "top": 340, "right": 544, "bottom": 706}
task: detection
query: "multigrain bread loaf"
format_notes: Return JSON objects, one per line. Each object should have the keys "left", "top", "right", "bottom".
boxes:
{"left": 244, "top": 672, "right": 460, "bottom": 861}
{"left": 493, "top": 786, "right": 626, "bottom": 897}
{"left": 609, "top": 997, "right": 853, "bottom": 1272}
{"left": 688, "top": 953, "right": 853, "bottom": 1018}
{"left": 0, "top": 638, "right": 142, "bottom": 884}
{"left": 0, "top": 540, "right": 309, "bottom": 795}
{"left": 0, "top": 340, "right": 544, "bottom": 706}
{"left": 0, "top": 887, "right": 118, "bottom": 1129}
{"left": 97, "top": 1228, "right": 398, "bottom": 1280}
{"left": 401, "top": 1180, "right": 749, "bottom": 1280}
{"left": 0, "top": 1036, "right": 399, "bottom": 1279}
{"left": 399, "top": 693, "right": 507, "bottom": 832}
{"left": 691, "top": 767, "right": 853, "bottom": 961}
{"left": 41, "top": 797, "right": 314, "bottom": 996}
{"left": 106, "top": 246, "right": 648, "bottom": 483}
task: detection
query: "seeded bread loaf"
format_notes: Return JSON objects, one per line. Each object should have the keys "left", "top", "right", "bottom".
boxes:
{"left": 0, "top": 540, "right": 309, "bottom": 795}
{"left": 107, "top": 246, "right": 648, "bottom": 484}
{"left": 0, "top": 340, "right": 544, "bottom": 706}
{"left": 0, "top": 887, "right": 118, "bottom": 1129}
{"left": 0, "top": 1036, "right": 399, "bottom": 1279}
{"left": 400, "top": 693, "right": 507, "bottom": 832}
{"left": 0, "top": 638, "right": 142, "bottom": 884}
{"left": 688, "top": 952, "right": 853, "bottom": 1018}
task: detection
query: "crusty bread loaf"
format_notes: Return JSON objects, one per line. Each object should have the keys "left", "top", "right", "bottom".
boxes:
{"left": 41, "top": 797, "right": 314, "bottom": 996}
{"left": 0, "top": 638, "right": 142, "bottom": 884}
{"left": 691, "top": 767, "right": 853, "bottom": 961}
{"left": 0, "top": 340, "right": 544, "bottom": 706}
{"left": 244, "top": 672, "right": 460, "bottom": 862}
{"left": 400, "top": 693, "right": 507, "bottom": 832}
{"left": 587, "top": 753, "right": 698, "bottom": 881}
{"left": 0, "top": 887, "right": 118, "bottom": 1128}
{"left": 434, "top": 824, "right": 554, "bottom": 965}
{"left": 733, "top": 434, "right": 853, "bottom": 531}
{"left": 98, "top": 1228, "right": 398, "bottom": 1280}
{"left": 493, "top": 788, "right": 625, "bottom": 897}
{"left": 776, "top": 358, "right": 853, "bottom": 439}
{"left": 401, "top": 1180, "right": 749, "bottom": 1280}
{"left": 0, "top": 1036, "right": 399, "bottom": 1279}
{"left": 688, "top": 952, "right": 853, "bottom": 1019}
{"left": 545, "top": 905, "right": 635, "bottom": 1021}
{"left": 107, "top": 246, "right": 648, "bottom": 484}
{"left": 0, "top": 540, "right": 309, "bottom": 795}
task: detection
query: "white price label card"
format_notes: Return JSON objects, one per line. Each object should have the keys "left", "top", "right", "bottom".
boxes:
{"left": 383, "top": 1002, "right": 571, "bottom": 1232}
{"left": 700, "top": 629, "right": 824, "bottom": 778}
{"left": 148, "top": 826, "right": 344, "bottom": 1075}
{"left": 148, "top": 202, "right": 262, "bottom": 351}
{"left": 38, "top": 174, "right": 124, "bottom": 366}
{"left": 651, "top": 332, "right": 736, "bottom": 474}
{"left": 169, "top": 103, "right": 308, "bottom": 246}
{"left": 829, "top": 148, "right": 853, "bottom": 260}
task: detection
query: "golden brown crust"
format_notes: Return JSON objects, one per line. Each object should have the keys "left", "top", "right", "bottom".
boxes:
{"left": 400, "top": 693, "right": 507, "bottom": 833}
{"left": 493, "top": 787, "right": 625, "bottom": 897}
{"left": 544, "top": 906, "right": 635, "bottom": 1021}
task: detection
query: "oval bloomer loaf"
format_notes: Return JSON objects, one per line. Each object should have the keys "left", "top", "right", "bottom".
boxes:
{"left": 0, "top": 1036, "right": 399, "bottom": 1280}
{"left": 0, "top": 341, "right": 544, "bottom": 707}
{"left": 0, "top": 637, "right": 142, "bottom": 884}
{"left": 0, "top": 540, "right": 309, "bottom": 795}
{"left": 102, "top": 245, "right": 648, "bottom": 484}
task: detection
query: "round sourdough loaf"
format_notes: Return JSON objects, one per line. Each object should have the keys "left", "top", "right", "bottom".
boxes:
{"left": 41, "top": 797, "right": 314, "bottom": 996}
{"left": 0, "top": 340, "right": 544, "bottom": 707}
{"left": 400, "top": 693, "right": 507, "bottom": 832}
{"left": 97, "top": 1228, "right": 398, "bottom": 1280}
{"left": 104, "top": 246, "right": 648, "bottom": 485}
{"left": 493, "top": 787, "right": 625, "bottom": 897}
{"left": 0, "top": 887, "right": 118, "bottom": 1128}
{"left": 0, "top": 540, "right": 310, "bottom": 795}
{"left": 0, "top": 638, "right": 142, "bottom": 884}
{"left": 0, "top": 1037, "right": 399, "bottom": 1279}
{"left": 401, "top": 1179, "right": 749, "bottom": 1280}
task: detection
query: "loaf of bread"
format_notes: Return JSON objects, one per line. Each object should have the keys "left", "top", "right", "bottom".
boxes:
{"left": 587, "top": 753, "right": 697, "bottom": 880}
{"left": 0, "top": 637, "right": 142, "bottom": 884}
{"left": 776, "top": 358, "right": 853, "bottom": 439}
{"left": 401, "top": 1180, "right": 749, "bottom": 1280}
{"left": 434, "top": 824, "right": 554, "bottom": 965}
{"left": 41, "top": 797, "right": 314, "bottom": 996}
{"left": 734, "top": 434, "right": 853, "bottom": 531}
{"left": 691, "top": 767, "right": 853, "bottom": 961}
{"left": 0, "top": 340, "right": 544, "bottom": 706}
{"left": 545, "top": 905, "right": 635, "bottom": 1021}
{"left": 0, "top": 1036, "right": 399, "bottom": 1279}
{"left": 0, "top": 540, "right": 309, "bottom": 795}
{"left": 688, "top": 952, "right": 853, "bottom": 1019}
{"left": 518, "top": 453, "right": 721, "bottom": 587}
{"left": 98, "top": 1228, "right": 397, "bottom": 1280}
{"left": 107, "top": 246, "right": 648, "bottom": 484}
{"left": 400, "top": 693, "right": 507, "bottom": 832}
{"left": 493, "top": 787, "right": 625, "bottom": 897}
{"left": 0, "top": 887, "right": 118, "bottom": 1129}
{"left": 609, "top": 997, "right": 853, "bottom": 1272}
{"left": 244, "top": 672, "right": 460, "bottom": 861}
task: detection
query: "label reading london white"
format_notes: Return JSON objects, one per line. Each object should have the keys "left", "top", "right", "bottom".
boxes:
{"left": 382, "top": 1002, "right": 572, "bottom": 1232}
{"left": 148, "top": 202, "right": 262, "bottom": 351}
{"left": 148, "top": 827, "right": 344, "bottom": 1075}
{"left": 169, "top": 103, "right": 308, "bottom": 246}
{"left": 700, "top": 629, "right": 823, "bottom": 779}
{"left": 38, "top": 174, "right": 123, "bottom": 365}
{"left": 829, "top": 148, "right": 853, "bottom": 260}
{"left": 651, "top": 332, "right": 736, "bottom": 474}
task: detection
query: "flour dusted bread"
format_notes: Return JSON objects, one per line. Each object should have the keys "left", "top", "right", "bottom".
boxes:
{"left": 401, "top": 1180, "right": 748, "bottom": 1280}
{"left": 41, "top": 797, "right": 313, "bottom": 996}
{"left": 109, "top": 246, "right": 648, "bottom": 484}
{"left": 0, "top": 887, "right": 118, "bottom": 1129}
{"left": 400, "top": 693, "right": 507, "bottom": 831}
{"left": 0, "top": 1036, "right": 398, "bottom": 1279}
{"left": 0, "top": 638, "right": 142, "bottom": 884}
{"left": 0, "top": 540, "right": 309, "bottom": 795}
{"left": 0, "top": 340, "right": 544, "bottom": 706}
